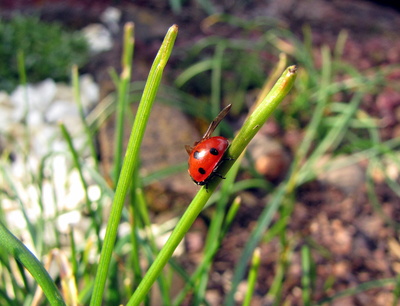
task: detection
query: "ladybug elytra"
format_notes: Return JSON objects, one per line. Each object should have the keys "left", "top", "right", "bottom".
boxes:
{"left": 185, "top": 104, "right": 232, "bottom": 187}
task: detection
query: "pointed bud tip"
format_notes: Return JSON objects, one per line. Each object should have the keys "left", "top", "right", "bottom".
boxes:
{"left": 288, "top": 65, "right": 298, "bottom": 74}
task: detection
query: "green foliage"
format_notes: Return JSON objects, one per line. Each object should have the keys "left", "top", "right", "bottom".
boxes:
{"left": 0, "top": 15, "right": 89, "bottom": 92}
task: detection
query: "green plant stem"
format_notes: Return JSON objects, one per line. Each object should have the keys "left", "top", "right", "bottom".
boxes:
{"left": 89, "top": 24, "right": 178, "bottom": 306}
{"left": 392, "top": 274, "right": 400, "bottom": 306}
{"left": 69, "top": 226, "right": 78, "bottom": 280}
{"left": 72, "top": 65, "right": 99, "bottom": 169}
{"left": 59, "top": 123, "right": 101, "bottom": 249}
{"left": 316, "top": 278, "right": 397, "bottom": 304}
{"left": 0, "top": 222, "right": 65, "bottom": 305}
{"left": 243, "top": 248, "right": 261, "bottom": 306}
{"left": 17, "top": 50, "right": 27, "bottom": 86}
{"left": 301, "top": 245, "right": 312, "bottom": 306}
{"left": 0, "top": 166, "right": 36, "bottom": 246}
{"left": 114, "top": 23, "right": 135, "bottom": 183}
{"left": 127, "top": 65, "right": 297, "bottom": 306}
{"left": 223, "top": 196, "right": 242, "bottom": 231}
{"left": 267, "top": 238, "right": 294, "bottom": 304}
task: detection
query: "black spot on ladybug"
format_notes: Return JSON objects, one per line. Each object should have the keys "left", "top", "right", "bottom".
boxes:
{"left": 210, "top": 148, "right": 219, "bottom": 155}
{"left": 198, "top": 167, "right": 206, "bottom": 174}
{"left": 194, "top": 151, "right": 200, "bottom": 159}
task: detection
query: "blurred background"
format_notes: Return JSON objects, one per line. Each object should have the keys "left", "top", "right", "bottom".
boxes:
{"left": 0, "top": 0, "right": 400, "bottom": 305}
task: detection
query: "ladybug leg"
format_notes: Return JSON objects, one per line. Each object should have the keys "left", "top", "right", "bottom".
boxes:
{"left": 213, "top": 172, "right": 226, "bottom": 179}
{"left": 209, "top": 157, "right": 232, "bottom": 181}
{"left": 212, "top": 156, "right": 234, "bottom": 179}
{"left": 202, "top": 171, "right": 225, "bottom": 192}
{"left": 203, "top": 174, "right": 222, "bottom": 192}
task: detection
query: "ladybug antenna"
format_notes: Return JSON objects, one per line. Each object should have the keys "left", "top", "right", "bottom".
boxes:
{"left": 185, "top": 145, "right": 193, "bottom": 155}
{"left": 202, "top": 104, "right": 232, "bottom": 140}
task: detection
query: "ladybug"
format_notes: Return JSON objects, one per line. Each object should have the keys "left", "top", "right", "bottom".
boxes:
{"left": 185, "top": 104, "right": 232, "bottom": 187}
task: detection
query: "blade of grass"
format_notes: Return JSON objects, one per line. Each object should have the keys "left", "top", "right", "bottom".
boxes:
{"left": 71, "top": 65, "right": 99, "bottom": 169}
{"left": 382, "top": 155, "right": 400, "bottom": 199}
{"left": 113, "top": 23, "right": 135, "bottom": 184}
{"left": 141, "top": 162, "right": 187, "bottom": 186}
{"left": 316, "top": 278, "right": 397, "bottom": 304}
{"left": 392, "top": 274, "right": 400, "bottom": 306}
{"left": 16, "top": 259, "right": 31, "bottom": 297}
{"left": 222, "top": 196, "right": 242, "bottom": 232}
{"left": 0, "top": 247, "right": 26, "bottom": 302}
{"left": 59, "top": 123, "right": 101, "bottom": 249}
{"left": 242, "top": 248, "right": 261, "bottom": 306}
{"left": 301, "top": 245, "right": 312, "bottom": 306}
{"left": 334, "top": 30, "right": 348, "bottom": 60}
{"left": 267, "top": 236, "right": 294, "bottom": 304}
{"left": 175, "top": 59, "right": 214, "bottom": 87}
{"left": 16, "top": 50, "right": 30, "bottom": 131}
{"left": 0, "top": 289, "right": 16, "bottom": 306}
{"left": 366, "top": 159, "right": 400, "bottom": 230}
{"left": 37, "top": 153, "right": 61, "bottom": 249}
{"left": 89, "top": 24, "right": 178, "bottom": 306}
{"left": 0, "top": 222, "right": 66, "bottom": 305}
{"left": 69, "top": 226, "right": 78, "bottom": 281}
{"left": 0, "top": 165, "right": 36, "bottom": 246}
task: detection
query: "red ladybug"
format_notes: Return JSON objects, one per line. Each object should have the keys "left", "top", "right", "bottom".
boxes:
{"left": 185, "top": 104, "right": 232, "bottom": 187}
